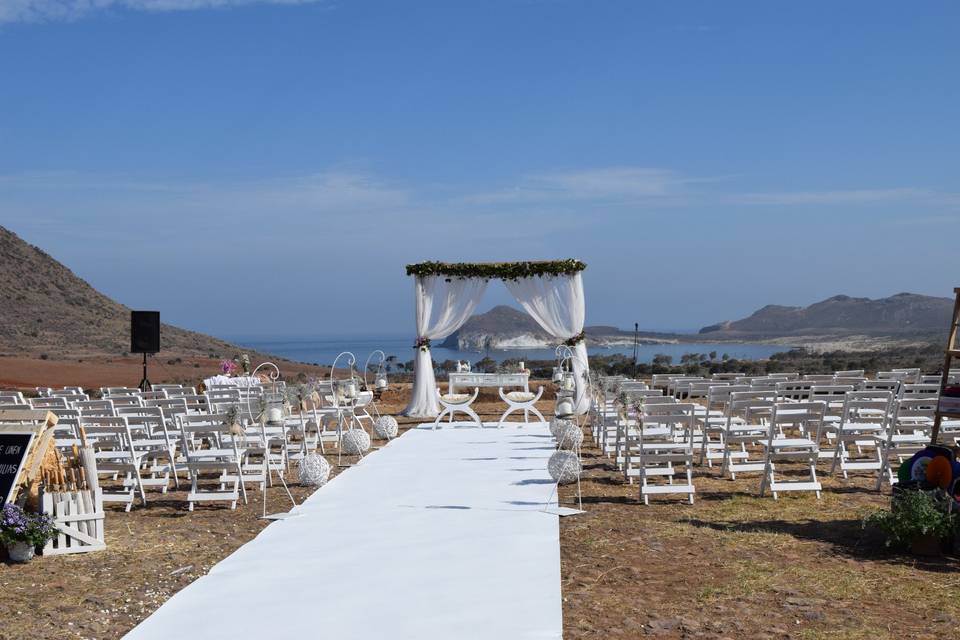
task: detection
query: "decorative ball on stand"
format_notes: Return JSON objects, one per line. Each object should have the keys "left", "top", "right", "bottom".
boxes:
{"left": 555, "top": 422, "right": 584, "bottom": 450}
{"left": 341, "top": 428, "right": 372, "bottom": 455}
{"left": 297, "top": 453, "right": 331, "bottom": 487}
{"left": 373, "top": 415, "right": 399, "bottom": 440}
{"left": 548, "top": 450, "right": 581, "bottom": 484}
{"left": 550, "top": 417, "right": 573, "bottom": 438}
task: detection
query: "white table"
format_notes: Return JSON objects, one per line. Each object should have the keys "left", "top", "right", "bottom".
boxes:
{"left": 448, "top": 372, "right": 529, "bottom": 394}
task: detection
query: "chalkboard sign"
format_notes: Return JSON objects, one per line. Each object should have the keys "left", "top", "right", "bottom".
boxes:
{"left": 0, "top": 431, "right": 35, "bottom": 504}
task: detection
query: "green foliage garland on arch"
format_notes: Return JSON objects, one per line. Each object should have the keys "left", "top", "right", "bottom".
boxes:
{"left": 405, "top": 259, "right": 586, "bottom": 280}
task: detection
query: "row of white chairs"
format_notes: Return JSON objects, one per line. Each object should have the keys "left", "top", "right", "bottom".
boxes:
{"left": 593, "top": 374, "right": 958, "bottom": 504}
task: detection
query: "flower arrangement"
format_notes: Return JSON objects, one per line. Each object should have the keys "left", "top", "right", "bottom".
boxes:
{"left": 405, "top": 259, "right": 586, "bottom": 281}
{"left": 414, "top": 337, "right": 431, "bottom": 352}
{"left": 1, "top": 503, "right": 56, "bottom": 558}
{"left": 237, "top": 353, "right": 251, "bottom": 375}
{"left": 563, "top": 330, "right": 586, "bottom": 346}
{"left": 220, "top": 359, "right": 238, "bottom": 375}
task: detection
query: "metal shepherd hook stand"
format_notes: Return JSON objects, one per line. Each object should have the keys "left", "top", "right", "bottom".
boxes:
{"left": 542, "top": 344, "right": 586, "bottom": 516}
{"left": 246, "top": 362, "right": 298, "bottom": 520}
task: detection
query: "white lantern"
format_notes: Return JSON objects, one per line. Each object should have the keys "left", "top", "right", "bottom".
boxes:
{"left": 297, "top": 453, "right": 331, "bottom": 487}
{"left": 548, "top": 450, "right": 581, "bottom": 484}
{"left": 552, "top": 367, "right": 563, "bottom": 383}
{"left": 555, "top": 396, "right": 574, "bottom": 418}
{"left": 373, "top": 415, "right": 399, "bottom": 440}
{"left": 341, "top": 428, "right": 371, "bottom": 455}
{"left": 561, "top": 373, "right": 576, "bottom": 392}
{"left": 265, "top": 407, "right": 284, "bottom": 424}
{"left": 375, "top": 375, "right": 388, "bottom": 391}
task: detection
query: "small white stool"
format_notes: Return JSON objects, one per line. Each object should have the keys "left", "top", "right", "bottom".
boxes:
{"left": 497, "top": 386, "right": 545, "bottom": 428}
{"left": 434, "top": 387, "right": 483, "bottom": 429}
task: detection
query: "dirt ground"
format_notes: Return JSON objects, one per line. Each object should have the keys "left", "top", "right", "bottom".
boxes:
{"left": 1, "top": 382, "right": 958, "bottom": 640}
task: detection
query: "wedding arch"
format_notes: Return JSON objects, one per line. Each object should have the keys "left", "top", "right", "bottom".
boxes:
{"left": 401, "top": 259, "right": 591, "bottom": 418}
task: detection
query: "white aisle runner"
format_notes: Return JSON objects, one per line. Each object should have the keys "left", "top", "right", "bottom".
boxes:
{"left": 125, "top": 423, "right": 563, "bottom": 640}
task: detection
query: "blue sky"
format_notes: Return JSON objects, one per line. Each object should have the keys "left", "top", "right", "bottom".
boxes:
{"left": 1, "top": 1, "right": 958, "bottom": 338}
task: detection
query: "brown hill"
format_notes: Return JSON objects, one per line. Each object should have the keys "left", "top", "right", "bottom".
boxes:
{"left": 699, "top": 293, "right": 952, "bottom": 338}
{"left": 0, "top": 225, "right": 251, "bottom": 358}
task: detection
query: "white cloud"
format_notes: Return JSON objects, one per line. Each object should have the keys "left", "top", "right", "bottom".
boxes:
{"left": 460, "top": 167, "right": 697, "bottom": 205}
{"left": 0, "top": 0, "right": 323, "bottom": 24}
{"left": 733, "top": 187, "right": 932, "bottom": 206}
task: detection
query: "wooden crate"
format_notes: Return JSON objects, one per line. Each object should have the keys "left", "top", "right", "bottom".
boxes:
{"left": 41, "top": 488, "right": 106, "bottom": 556}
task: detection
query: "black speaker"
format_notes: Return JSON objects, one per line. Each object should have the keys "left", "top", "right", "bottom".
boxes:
{"left": 131, "top": 311, "right": 161, "bottom": 354}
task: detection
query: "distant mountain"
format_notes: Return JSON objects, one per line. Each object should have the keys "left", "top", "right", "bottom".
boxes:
{"left": 0, "top": 225, "right": 260, "bottom": 357}
{"left": 698, "top": 293, "right": 952, "bottom": 339}
{"left": 441, "top": 305, "right": 680, "bottom": 350}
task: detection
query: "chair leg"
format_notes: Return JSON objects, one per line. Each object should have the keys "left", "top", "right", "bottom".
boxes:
{"left": 529, "top": 406, "right": 546, "bottom": 424}
{"left": 497, "top": 406, "right": 514, "bottom": 429}
{"left": 464, "top": 406, "right": 483, "bottom": 429}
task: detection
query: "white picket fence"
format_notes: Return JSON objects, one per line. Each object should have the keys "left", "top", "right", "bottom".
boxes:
{"left": 41, "top": 488, "right": 106, "bottom": 555}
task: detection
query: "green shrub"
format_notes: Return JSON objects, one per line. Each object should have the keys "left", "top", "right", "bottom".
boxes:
{"left": 864, "top": 488, "right": 958, "bottom": 548}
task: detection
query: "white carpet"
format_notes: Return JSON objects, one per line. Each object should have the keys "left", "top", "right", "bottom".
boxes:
{"left": 124, "top": 422, "right": 563, "bottom": 640}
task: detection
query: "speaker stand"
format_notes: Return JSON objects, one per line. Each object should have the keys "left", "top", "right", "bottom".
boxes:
{"left": 138, "top": 353, "right": 151, "bottom": 391}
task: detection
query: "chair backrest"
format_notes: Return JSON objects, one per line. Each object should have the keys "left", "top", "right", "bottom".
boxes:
{"left": 0, "top": 392, "right": 26, "bottom": 405}
{"left": 30, "top": 396, "right": 68, "bottom": 410}
{"left": 101, "top": 387, "right": 140, "bottom": 397}
{"left": 769, "top": 401, "right": 826, "bottom": 441}
{"left": 124, "top": 409, "right": 168, "bottom": 441}
{"left": 841, "top": 391, "right": 893, "bottom": 427}
{"left": 891, "top": 368, "right": 922, "bottom": 384}
{"left": 109, "top": 396, "right": 144, "bottom": 409}
{"left": 861, "top": 379, "right": 901, "bottom": 393}
{"left": 687, "top": 381, "right": 728, "bottom": 398}
{"left": 137, "top": 390, "right": 169, "bottom": 401}
{"left": 81, "top": 415, "right": 134, "bottom": 451}
{"left": 767, "top": 372, "right": 800, "bottom": 380}
{"left": 833, "top": 376, "right": 867, "bottom": 387}
{"left": 919, "top": 375, "right": 943, "bottom": 385}
{"left": 641, "top": 402, "right": 697, "bottom": 443}
{"left": 899, "top": 383, "right": 940, "bottom": 399}
{"left": 834, "top": 369, "right": 865, "bottom": 378}
{"left": 809, "top": 385, "right": 855, "bottom": 402}
{"left": 705, "top": 384, "right": 751, "bottom": 414}
{"left": 710, "top": 373, "right": 741, "bottom": 381}
{"left": 802, "top": 375, "right": 836, "bottom": 383}
{"left": 892, "top": 397, "right": 937, "bottom": 425}
{"left": 775, "top": 380, "right": 815, "bottom": 401}
{"left": 52, "top": 390, "right": 89, "bottom": 402}
{"left": 748, "top": 377, "right": 781, "bottom": 391}
{"left": 728, "top": 391, "right": 776, "bottom": 423}
{"left": 74, "top": 399, "right": 116, "bottom": 417}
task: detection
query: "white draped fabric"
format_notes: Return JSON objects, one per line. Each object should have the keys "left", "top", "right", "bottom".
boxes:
{"left": 505, "top": 273, "right": 591, "bottom": 414}
{"left": 402, "top": 275, "right": 489, "bottom": 417}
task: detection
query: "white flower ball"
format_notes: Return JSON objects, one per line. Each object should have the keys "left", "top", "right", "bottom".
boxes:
{"left": 297, "top": 453, "right": 330, "bottom": 487}
{"left": 341, "top": 428, "right": 372, "bottom": 455}
{"left": 373, "top": 415, "right": 399, "bottom": 440}
{"left": 550, "top": 417, "right": 573, "bottom": 438}
{"left": 556, "top": 422, "right": 583, "bottom": 450}
{"left": 548, "top": 450, "right": 581, "bottom": 484}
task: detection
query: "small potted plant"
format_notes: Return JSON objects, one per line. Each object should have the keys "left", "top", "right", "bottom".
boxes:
{"left": 1, "top": 503, "right": 56, "bottom": 563}
{"left": 864, "top": 488, "right": 958, "bottom": 556}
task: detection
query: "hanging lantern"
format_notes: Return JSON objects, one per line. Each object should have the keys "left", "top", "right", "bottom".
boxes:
{"left": 375, "top": 374, "right": 388, "bottom": 391}
{"left": 265, "top": 406, "right": 284, "bottom": 424}
{"left": 555, "top": 396, "right": 574, "bottom": 418}
{"left": 561, "top": 373, "right": 576, "bottom": 392}
{"left": 552, "top": 367, "right": 563, "bottom": 383}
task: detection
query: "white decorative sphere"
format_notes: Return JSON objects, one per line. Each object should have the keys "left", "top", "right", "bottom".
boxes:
{"left": 265, "top": 407, "right": 284, "bottom": 424}
{"left": 373, "top": 415, "right": 399, "bottom": 439}
{"left": 550, "top": 417, "right": 573, "bottom": 438}
{"left": 297, "top": 453, "right": 331, "bottom": 487}
{"left": 556, "top": 422, "right": 583, "bottom": 450}
{"left": 548, "top": 450, "right": 581, "bottom": 484}
{"left": 341, "top": 428, "right": 371, "bottom": 455}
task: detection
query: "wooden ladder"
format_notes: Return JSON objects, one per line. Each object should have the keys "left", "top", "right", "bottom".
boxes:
{"left": 931, "top": 286, "right": 960, "bottom": 444}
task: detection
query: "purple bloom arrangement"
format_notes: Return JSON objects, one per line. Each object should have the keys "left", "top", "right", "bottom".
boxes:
{"left": 220, "top": 359, "right": 238, "bottom": 375}
{"left": 0, "top": 503, "right": 57, "bottom": 548}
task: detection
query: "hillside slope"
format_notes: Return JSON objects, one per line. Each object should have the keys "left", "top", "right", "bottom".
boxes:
{"left": 0, "top": 225, "right": 246, "bottom": 357}
{"left": 699, "top": 293, "right": 952, "bottom": 339}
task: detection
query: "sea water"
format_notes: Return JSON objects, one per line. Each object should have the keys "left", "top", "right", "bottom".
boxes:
{"left": 228, "top": 334, "right": 789, "bottom": 368}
